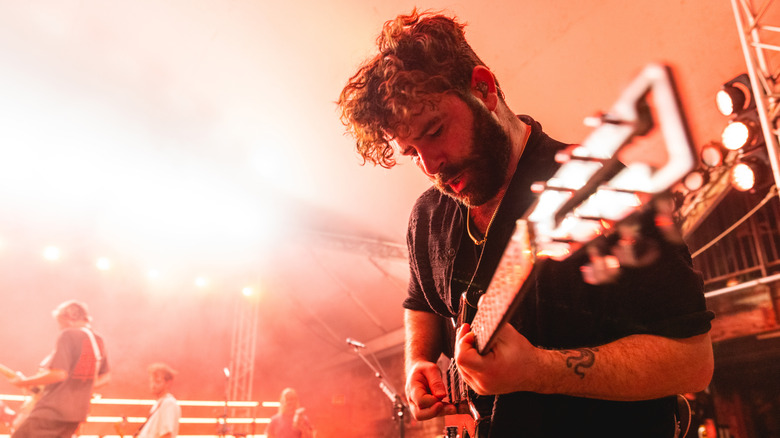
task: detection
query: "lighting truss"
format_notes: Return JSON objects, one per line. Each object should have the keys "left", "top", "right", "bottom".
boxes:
{"left": 730, "top": 0, "right": 780, "bottom": 190}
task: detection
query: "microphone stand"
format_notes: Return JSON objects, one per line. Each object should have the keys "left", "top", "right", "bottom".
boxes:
{"left": 218, "top": 367, "right": 230, "bottom": 438}
{"left": 349, "top": 342, "right": 408, "bottom": 438}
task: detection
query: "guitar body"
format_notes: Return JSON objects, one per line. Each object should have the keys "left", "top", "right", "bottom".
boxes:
{"left": 0, "top": 364, "right": 43, "bottom": 432}
{"left": 113, "top": 416, "right": 131, "bottom": 437}
{"left": 10, "top": 393, "right": 39, "bottom": 432}
{"left": 443, "top": 63, "right": 697, "bottom": 437}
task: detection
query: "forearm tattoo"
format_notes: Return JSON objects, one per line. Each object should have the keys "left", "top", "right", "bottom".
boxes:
{"left": 560, "top": 347, "right": 599, "bottom": 379}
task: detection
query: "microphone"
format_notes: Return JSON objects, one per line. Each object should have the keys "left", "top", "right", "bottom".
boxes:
{"left": 346, "top": 338, "right": 366, "bottom": 348}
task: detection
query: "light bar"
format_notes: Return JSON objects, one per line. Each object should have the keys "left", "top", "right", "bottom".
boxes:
{"left": 83, "top": 415, "right": 269, "bottom": 424}
{"left": 90, "top": 397, "right": 260, "bottom": 407}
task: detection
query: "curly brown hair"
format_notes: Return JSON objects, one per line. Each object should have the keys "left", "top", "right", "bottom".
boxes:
{"left": 337, "top": 9, "right": 498, "bottom": 168}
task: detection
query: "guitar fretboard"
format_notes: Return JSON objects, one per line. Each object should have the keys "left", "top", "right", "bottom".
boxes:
{"left": 471, "top": 220, "right": 535, "bottom": 353}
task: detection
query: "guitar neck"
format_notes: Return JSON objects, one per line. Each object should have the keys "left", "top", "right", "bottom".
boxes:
{"left": 470, "top": 220, "right": 537, "bottom": 354}
{"left": 0, "top": 364, "right": 19, "bottom": 380}
{"left": 468, "top": 64, "right": 695, "bottom": 355}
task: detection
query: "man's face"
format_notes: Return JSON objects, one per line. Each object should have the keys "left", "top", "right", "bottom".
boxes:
{"left": 56, "top": 315, "right": 69, "bottom": 330}
{"left": 395, "top": 93, "right": 511, "bottom": 207}
{"left": 280, "top": 390, "right": 299, "bottom": 414}
{"left": 149, "top": 372, "right": 169, "bottom": 398}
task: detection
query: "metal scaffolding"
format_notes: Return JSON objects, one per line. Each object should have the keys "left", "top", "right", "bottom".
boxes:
{"left": 730, "top": 0, "right": 780, "bottom": 190}
{"left": 227, "top": 292, "right": 259, "bottom": 433}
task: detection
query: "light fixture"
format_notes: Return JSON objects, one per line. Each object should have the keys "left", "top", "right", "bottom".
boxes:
{"left": 43, "top": 246, "right": 61, "bottom": 261}
{"left": 716, "top": 73, "right": 753, "bottom": 117}
{"left": 682, "top": 168, "right": 710, "bottom": 191}
{"left": 730, "top": 155, "right": 769, "bottom": 192}
{"left": 721, "top": 114, "right": 762, "bottom": 151}
{"left": 699, "top": 142, "right": 725, "bottom": 168}
{"left": 96, "top": 257, "right": 111, "bottom": 270}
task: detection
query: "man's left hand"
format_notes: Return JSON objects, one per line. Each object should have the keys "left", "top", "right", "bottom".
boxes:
{"left": 454, "top": 323, "right": 543, "bottom": 395}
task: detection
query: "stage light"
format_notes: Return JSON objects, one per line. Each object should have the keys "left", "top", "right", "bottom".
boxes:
{"left": 96, "top": 257, "right": 111, "bottom": 270}
{"left": 700, "top": 142, "right": 725, "bottom": 167}
{"left": 730, "top": 155, "right": 769, "bottom": 192}
{"left": 43, "top": 246, "right": 61, "bottom": 261}
{"left": 721, "top": 118, "right": 760, "bottom": 151}
{"left": 242, "top": 287, "right": 253, "bottom": 296}
{"left": 721, "top": 120, "right": 748, "bottom": 151}
{"left": 682, "top": 169, "right": 710, "bottom": 191}
{"left": 716, "top": 73, "right": 753, "bottom": 117}
{"left": 717, "top": 74, "right": 764, "bottom": 153}
{"left": 731, "top": 162, "right": 757, "bottom": 191}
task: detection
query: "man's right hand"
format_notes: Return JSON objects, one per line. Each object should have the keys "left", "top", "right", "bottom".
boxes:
{"left": 405, "top": 360, "right": 457, "bottom": 420}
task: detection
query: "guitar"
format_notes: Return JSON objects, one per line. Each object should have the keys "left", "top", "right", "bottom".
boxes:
{"left": 446, "top": 63, "right": 696, "bottom": 438}
{"left": 113, "top": 416, "right": 132, "bottom": 437}
{"left": 0, "top": 364, "right": 43, "bottom": 431}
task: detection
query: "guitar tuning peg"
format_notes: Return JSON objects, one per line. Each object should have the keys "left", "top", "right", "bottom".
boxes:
{"left": 583, "top": 112, "right": 629, "bottom": 127}
{"left": 554, "top": 144, "right": 588, "bottom": 163}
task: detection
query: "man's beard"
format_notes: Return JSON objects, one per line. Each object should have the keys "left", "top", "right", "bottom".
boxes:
{"left": 434, "top": 97, "right": 512, "bottom": 207}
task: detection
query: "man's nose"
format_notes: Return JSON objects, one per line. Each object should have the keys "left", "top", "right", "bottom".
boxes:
{"left": 416, "top": 150, "right": 446, "bottom": 176}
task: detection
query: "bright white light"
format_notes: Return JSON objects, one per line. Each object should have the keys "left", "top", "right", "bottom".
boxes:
{"left": 577, "top": 189, "right": 641, "bottom": 221}
{"left": 731, "top": 162, "right": 757, "bottom": 191}
{"left": 0, "top": 59, "right": 279, "bottom": 275}
{"left": 96, "top": 257, "right": 111, "bottom": 270}
{"left": 716, "top": 89, "right": 736, "bottom": 116}
{"left": 43, "top": 246, "right": 61, "bottom": 261}
{"left": 608, "top": 164, "right": 653, "bottom": 192}
{"left": 241, "top": 287, "right": 253, "bottom": 297}
{"left": 194, "top": 277, "right": 208, "bottom": 288}
{"left": 527, "top": 190, "right": 572, "bottom": 223}
{"left": 722, "top": 121, "right": 751, "bottom": 151}
{"left": 547, "top": 161, "right": 602, "bottom": 190}
{"left": 147, "top": 269, "right": 160, "bottom": 279}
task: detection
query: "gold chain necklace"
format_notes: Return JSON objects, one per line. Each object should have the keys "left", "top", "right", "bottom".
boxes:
{"left": 464, "top": 123, "right": 531, "bottom": 247}
{"left": 466, "top": 203, "right": 500, "bottom": 246}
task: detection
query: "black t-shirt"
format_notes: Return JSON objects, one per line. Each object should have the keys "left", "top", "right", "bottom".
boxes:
{"left": 403, "top": 115, "right": 714, "bottom": 437}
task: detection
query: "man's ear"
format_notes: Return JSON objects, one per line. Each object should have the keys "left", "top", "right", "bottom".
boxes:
{"left": 470, "top": 65, "right": 498, "bottom": 111}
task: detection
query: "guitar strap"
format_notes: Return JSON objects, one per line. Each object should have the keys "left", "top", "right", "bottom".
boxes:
{"left": 133, "top": 400, "right": 163, "bottom": 437}
{"left": 80, "top": 328, "right": 103, "bottom": 381}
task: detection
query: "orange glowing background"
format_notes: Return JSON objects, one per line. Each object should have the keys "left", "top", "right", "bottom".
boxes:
{"left": 0, "top": 0, "right": 769, "bottom": 436}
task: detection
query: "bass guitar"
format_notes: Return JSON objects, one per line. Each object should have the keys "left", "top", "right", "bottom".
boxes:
{"left": 446, "top": 63, "right": 696, "bottom": 438}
